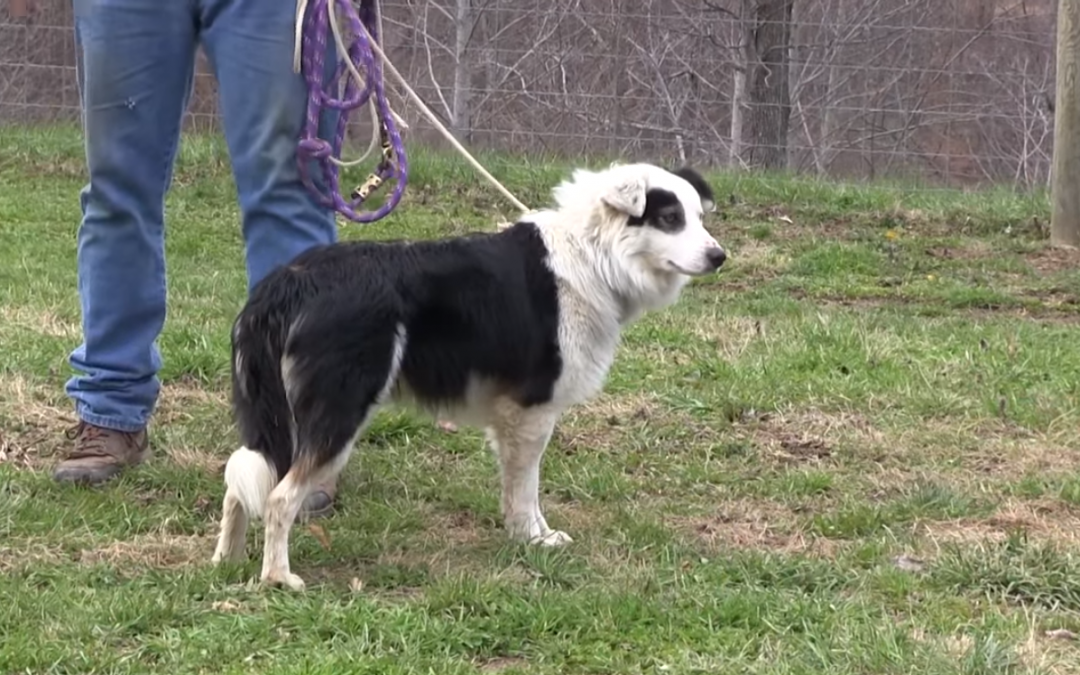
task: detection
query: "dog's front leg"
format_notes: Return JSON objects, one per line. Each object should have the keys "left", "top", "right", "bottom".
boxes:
{"left": 488, "top": 412, "right": 571, "bottom": 546}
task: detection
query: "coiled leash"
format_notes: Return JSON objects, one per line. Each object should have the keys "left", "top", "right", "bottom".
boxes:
{"left": 294, "top": 0, "right": 529, "bottom": 227}
{"left": 294, "top": 0, "right": 408, "bottom": 224}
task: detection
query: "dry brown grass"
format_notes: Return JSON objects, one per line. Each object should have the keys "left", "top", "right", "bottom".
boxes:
{"left": 923, "top": 239, "right": 996, "bottom": 262}
{"left": 78, "top": 532, "right": 215, "bottom": 569}
{"left": 0, "top": 372, "right": 231, "bottom": 473}
{"left": 689, "top": 313, "right": 767, "bottom": 362}
{"left": 915, "top": 499, "right": 1080, "bottom": 550}
{"left": 731, "top": 239, "right": 792, "bottom": 275}
{"left": 0, "top": 539, "right": 70, "bottom": 573}
{"left": 672, "top": 497, "right": 840, "bottom": 557}
{"left": 0, "top": 304, "right": 79, "bottom": 340}
{"left": 0, "top": 530, "right": 214, "bottom": 573}
{"left": 476, "top": 656, "right": 529, "bottom": 673}
{"left": 1015, "top": 616, "right": 1080, "bottom": 675}
{"left": 0, "top": 373, "right": 76, "bottom": 470}
{"left": 1026, "top": 245, "right": 1080, "bottom": 276}
{"left": 153, "top": 378, "right": 228, "bottom": 426}
{"left": 887, "top": 418, "right": 1080, "bottom": 481}
{"left": 554, "top": 391, "right": 717, "bottom": 453}
{"left": 912, "top": 615, "right": 1080, "bottom": 674}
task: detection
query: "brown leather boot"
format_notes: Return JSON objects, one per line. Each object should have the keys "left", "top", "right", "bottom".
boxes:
{"left": 53, "top": 421, "right": 150, "bottom": 485}
{"left": 301, "top": 477, "right": 337, "bottom": 519}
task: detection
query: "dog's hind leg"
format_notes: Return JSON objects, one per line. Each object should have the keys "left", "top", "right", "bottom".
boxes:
{"left": 260, "top": 460, "right": 327, "bottom": 591}
{"left": 488, "top": 406, "right": 570, "bottom": 546}
{"left": 259, "top": 320, "right": 408, "bottom": 591}
{"left": 211, "top": 485, "right": 250, "bottom": 564}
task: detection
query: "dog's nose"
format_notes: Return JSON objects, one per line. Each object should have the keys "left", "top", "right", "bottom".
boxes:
{"left": 706, "top": 246, "right": 727, "bottom": 270}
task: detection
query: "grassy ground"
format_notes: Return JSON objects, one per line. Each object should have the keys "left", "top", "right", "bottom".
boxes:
{"left": 2, "top": 125, "right": 1080, "bottom": 674}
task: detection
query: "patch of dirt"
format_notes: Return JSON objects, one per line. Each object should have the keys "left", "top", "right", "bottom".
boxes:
{"left": 964, "top": 305, "right": 1080, "bottom": 325}
{"left": 1026, "top": 246, "right": 1080, "bottom": 276}
{"left": 677, "top": 498, "right": 838, "bottom": 557}
{"left": 784, "top": 287, "right": 913, "bottom": 308}
{"left": 734, "top": 408, "right": 883, "bottom": 465}
{"left": 1011, "top": 287, "right": 1080, "bottom": 316}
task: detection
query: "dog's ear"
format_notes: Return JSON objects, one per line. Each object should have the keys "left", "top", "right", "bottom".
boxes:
{"left": 600, "top": 169, "right": 647, "bottom": 217}
{"left": 670, "top": 166, "right": 716, "bottom": 213}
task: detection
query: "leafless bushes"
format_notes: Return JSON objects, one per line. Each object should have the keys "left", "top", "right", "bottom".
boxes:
{"left": 0, "top": 0, "right": 1058, "bottom": 188}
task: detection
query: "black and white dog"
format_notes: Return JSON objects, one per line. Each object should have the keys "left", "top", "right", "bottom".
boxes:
{"left": 211, "top": 162, "right": 726, "bottom": 590}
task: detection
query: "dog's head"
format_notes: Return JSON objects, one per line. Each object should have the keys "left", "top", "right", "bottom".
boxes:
{"left": 567, "top": 162, "right": 725, "bottom": 279}
{"left": 536, "top": 162, "right": 726, "bottom": 321}
{"left": 603, "top": 164, "right": 724, "bottom": 278}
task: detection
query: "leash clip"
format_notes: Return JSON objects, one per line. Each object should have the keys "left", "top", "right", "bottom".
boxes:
{"left": 349, "top": 123, "right": 397, "bottom": 203}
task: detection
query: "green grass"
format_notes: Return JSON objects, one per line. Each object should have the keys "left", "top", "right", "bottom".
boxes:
{"left": 3, "top": 124, "right": 1080, "bottom": 674}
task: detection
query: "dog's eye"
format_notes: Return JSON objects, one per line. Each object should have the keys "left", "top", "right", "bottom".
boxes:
{"left": 662, "top": 213, "right": 680, "bottom": 226}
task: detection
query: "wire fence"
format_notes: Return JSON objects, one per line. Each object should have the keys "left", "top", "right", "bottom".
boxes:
{"left": 0, "top": 0, "right": 1059, "bottom": 190}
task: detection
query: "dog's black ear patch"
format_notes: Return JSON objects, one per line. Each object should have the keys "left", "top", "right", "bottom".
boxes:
{"left": 670, "top": 166, "right": 715, "bottom": 211}
{"left": 627, "top": 188, "right": 685, "bottom": 233}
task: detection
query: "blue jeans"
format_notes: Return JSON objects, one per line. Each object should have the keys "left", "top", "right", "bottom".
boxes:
{"left": 66, "top": 0, "right": 340, "bottom": 432}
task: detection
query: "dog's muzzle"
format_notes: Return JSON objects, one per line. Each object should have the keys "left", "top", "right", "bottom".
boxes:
{"left": 705, "top": 246, "right": 727, "bottom": 272}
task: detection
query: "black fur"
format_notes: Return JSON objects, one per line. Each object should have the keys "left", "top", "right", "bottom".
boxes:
{"left": 231, "top": 221, "right": 562, "bottom": 479}
{"left": 627, "top": 188, "right": 685, "bottom": 233}
{"left": 626, "top": 166, "right": 715, "bottom": 234}
{"left": 670, "top": 166, "right": 715, "bottom": 208}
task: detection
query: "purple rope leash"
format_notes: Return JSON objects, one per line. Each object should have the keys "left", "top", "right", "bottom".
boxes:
{"left": 297, "top": 0, "right": 408, "bottom": 223}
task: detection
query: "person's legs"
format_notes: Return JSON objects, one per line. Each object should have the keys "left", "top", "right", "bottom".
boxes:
{"left": 57, "top": 0, "right": 199, "bottom": 484}
{"left": 197, "top": 0, "right": 339, "bottom": 293}
{"left": 198, "top": 0, "right": 340, "bottom": 515}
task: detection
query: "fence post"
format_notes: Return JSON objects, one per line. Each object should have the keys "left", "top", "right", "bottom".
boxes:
{"left": 1052, "top": 0, "right": 1080, "bottom": 248}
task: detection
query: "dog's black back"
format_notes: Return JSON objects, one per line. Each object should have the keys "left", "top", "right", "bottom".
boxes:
{"left": 231, "top": 222, "right": 562, "bottom": 478}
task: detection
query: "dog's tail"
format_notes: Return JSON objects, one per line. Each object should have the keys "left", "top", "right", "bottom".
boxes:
{"left": 222, "top": 446, "right": 276, "bottom": 521}
{"left": 222, "top": 295, "right": 298, "bottom": 521}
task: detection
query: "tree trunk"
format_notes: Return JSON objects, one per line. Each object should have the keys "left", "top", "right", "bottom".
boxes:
{"left": 451, "top": 0, "right": 473, "bottom": 141}
{"left": 742, "top": 0, "right": 794, "bottom": 171}
{"left": 1052, "top": 0, "right": 1080, "bottom": 248}
{"left": 730, "top": 66, "right": 746, "bottom": 166}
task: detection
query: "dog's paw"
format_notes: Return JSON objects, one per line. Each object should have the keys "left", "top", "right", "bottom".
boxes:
{"left": 261, "top": 569, "right": 307, "bottom": 591}
{"left": 530, "top": 530, "right": 573, "bottom": 547}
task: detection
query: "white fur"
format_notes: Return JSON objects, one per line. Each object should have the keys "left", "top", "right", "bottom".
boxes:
{"left": 223, "top": 446, "right": 276, "bottom": 520}
{"left": 210, "top": 446, "right": 276, "bottom": 565}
